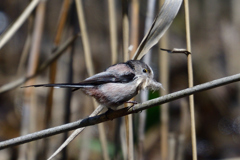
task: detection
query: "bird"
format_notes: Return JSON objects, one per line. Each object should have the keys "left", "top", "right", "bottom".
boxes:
{"left": 23, "top": 60, "right": 163, "bottom": 109}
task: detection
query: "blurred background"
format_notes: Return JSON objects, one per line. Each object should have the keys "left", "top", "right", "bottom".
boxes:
{"left": 0, "top": 0, "right": 240, "bottom": 160}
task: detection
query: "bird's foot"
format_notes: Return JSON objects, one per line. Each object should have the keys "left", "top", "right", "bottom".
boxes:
{"left": 125, "top": 101, "right": 138, "bottom": 111}
{"left": 125, "top": 100, "right": 138, "bottom": 105}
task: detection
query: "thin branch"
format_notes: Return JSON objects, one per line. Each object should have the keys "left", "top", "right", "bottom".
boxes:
{"left": 0, "top": 35, "right": 78, "bottom": 94}
{"left": 1, "top": 72, "right": 240, "bottom": 149}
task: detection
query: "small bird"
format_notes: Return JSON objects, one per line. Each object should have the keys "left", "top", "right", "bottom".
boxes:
{"left": 23, "top": 60, "right": 163, "bottom": 109}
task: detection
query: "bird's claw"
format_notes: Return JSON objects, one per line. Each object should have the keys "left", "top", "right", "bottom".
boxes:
{"left": 125, "top": 101, "right": 139, "bottom": 111}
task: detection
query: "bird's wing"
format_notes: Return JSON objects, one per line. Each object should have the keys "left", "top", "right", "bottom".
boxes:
{"left": 21, "top": 72, "right": 135, "bottom": 89}
{"left": 83, "top": 71, "right": 135, "bottom": 84}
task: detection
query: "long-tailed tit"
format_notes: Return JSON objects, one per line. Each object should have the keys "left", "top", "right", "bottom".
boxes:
{"left": 23, "top": 60, "right": 163, "bottom": 109}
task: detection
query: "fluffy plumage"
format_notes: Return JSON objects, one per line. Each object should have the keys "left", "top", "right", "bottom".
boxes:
{"left": 22, "top": 60, "right": 163, "bottom": 108}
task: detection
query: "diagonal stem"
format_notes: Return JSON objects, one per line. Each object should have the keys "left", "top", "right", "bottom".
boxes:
{"left": 1, "top": 72, "right": 240, "bottom": 149}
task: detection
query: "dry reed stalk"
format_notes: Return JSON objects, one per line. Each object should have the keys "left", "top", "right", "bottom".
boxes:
{"left": 159, "top": 1, "right": 170, "bottom": 159}
{"left": 75, "top": 0, "right": 94, "bottom": 76}
{"left": 176, "top": 99, "right": 189, "bottom": 160}
{"left": 17, "top": 16, "right": 33, "bottom": 76}
{"left": 138, "top": 0, "right": 156, "bottom": 159}
{"left": 45, "top": 0, "right": 71, "bottom": 157}
{"left": 122, "top": 1, "right": 134, "bottom": 159}
{"left": 108, "top": 0, "right": 118, "bottom": 64}
{"left": 184, "top": 0, "right": 197, "bottom": 160}
{"left": 122, "top": 1, "right": 130, "bottom": 61}
{"left": 130, "top": 0, "right": 139, "bottom": 58}
{"left": 159, "top": 33, "right": 169, "bottom": 160}
{"left": 94, "top": 101, "right": 110, "bottom": 160}
{"left": 0, "top": 0, "right": 40, "bottom": 49}
{"left": 19, "top": 1, "right": 46, "bottom": 159}
{"left": 129, "top": 0, "right": 142, "bottom": 158}
{"left": 168, "top": 133, "right": 176, "bottom": 160}
{"left": 14, "top": 16, "right": 33, "bottom": 130}
{"left": 0, "top": 35, "right": 78, "bottom": 94}
{"left": 74, "top": 1, "right": 109, "bottom": 160}
{"left": 46, "top": 0, "right": 71, "bottom": 127}
{"left": 1, "top": 36, "right": 77, "bottom": 153}
{"left": 47, "top": 105, "right": 104, "bottom": 160}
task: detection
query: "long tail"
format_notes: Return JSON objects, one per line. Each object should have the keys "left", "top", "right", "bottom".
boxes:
{"left": 21, "top": 83, "right": 94, "bottom": 89}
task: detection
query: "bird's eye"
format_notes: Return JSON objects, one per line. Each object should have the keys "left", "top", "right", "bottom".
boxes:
{"left": 143, "top": 69, "right": 148, "bottom": 73}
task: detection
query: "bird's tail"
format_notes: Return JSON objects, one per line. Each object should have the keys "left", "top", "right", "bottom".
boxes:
{"left": 21, "top": 83, "right": 94, "bottom": 91}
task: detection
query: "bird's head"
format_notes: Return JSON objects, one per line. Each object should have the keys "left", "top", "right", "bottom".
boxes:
{"left": 126, "top": 60, "right": 163, "bottom": 91}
